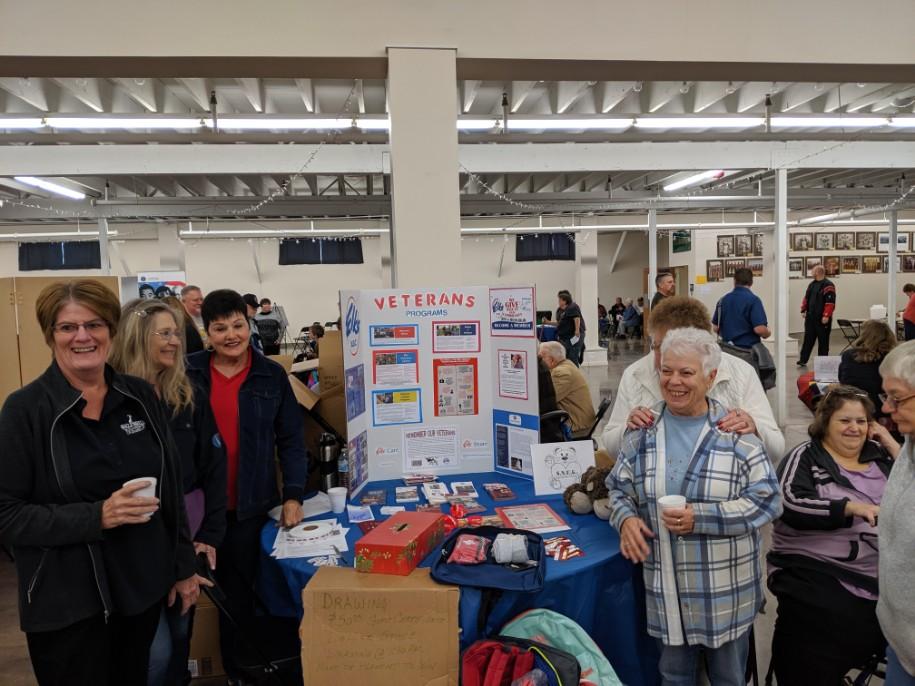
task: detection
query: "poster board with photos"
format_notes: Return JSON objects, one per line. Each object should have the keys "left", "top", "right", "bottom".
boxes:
{"left": 339, "top": 285, "right": 540, "bottom": 494}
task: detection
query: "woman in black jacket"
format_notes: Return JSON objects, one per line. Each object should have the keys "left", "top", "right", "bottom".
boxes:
{"left": 110, "top": 298, "right": 227, "bottom": 686}
{"left": 838, "top": 319, "right": 897, "bottom": 425}
{"left": 0, "top": 280, "right": 204, "bottom": 686}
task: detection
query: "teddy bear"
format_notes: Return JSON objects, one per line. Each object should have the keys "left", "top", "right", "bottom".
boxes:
{"left": 544, "top": 444, "right": 583, "bottom": 490}
{"left": 563, "top": 465, "right": 612, "bottom": 520}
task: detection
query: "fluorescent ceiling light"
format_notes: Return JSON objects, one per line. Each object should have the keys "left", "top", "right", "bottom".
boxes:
{"left": 14, "top": 176, "right": 86, "bottom": 200}
{"left": 458, "top": 119, "right": 499, "bottom": 130}
{"left": 0, "top": 230, "right": 118, "bottom": 239}
{"left": 663, "top": 170, "right": 726, "bottom": 192}
{"left": 770, "top": 116, "right": 889, "bottom": 128}
{"left": 0, "top": 118, "right": 45, "bottom": 129}
{"left": 213, "top": 118, "right": 352, "bottom": 130}
{"left": 356, "top": 119, "right": 391, "bottom": 131}
{"left": 180, "top": 228, "right": 388, "bottom": 237}
{"left": 46, "top": 117, "right": 205, "bottom": 130}
{"left": 506, "top": 118, "right": 633, "bottom": 130}
{"left": 636, "top": 117, "right": 765, "bottom": 129}
{"left": 889, "top": 117, "right": 915, "bottom": 128}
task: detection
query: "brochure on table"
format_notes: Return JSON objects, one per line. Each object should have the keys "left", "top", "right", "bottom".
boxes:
{"left": 340, "top": 285, "right": 540, "bottom": 495}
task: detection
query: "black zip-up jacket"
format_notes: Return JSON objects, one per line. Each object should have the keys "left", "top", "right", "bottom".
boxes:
{"left": 0, "top": 361, "right": 196, "bottom": 632}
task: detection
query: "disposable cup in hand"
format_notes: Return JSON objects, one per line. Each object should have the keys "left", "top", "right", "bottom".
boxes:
{"left": 328, "top": 487, "right": 348, "bottom": 514}
{"left": 658, "top": 495, "right": 686, "bottom": 511}
{"left": 123, "top": 477, "right": 158, "bottom": 517}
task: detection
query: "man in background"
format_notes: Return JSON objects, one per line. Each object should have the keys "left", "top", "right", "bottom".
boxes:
{"left": 242, "top": 293, "right": 264, "bottom": 352}
{"left": 554, "top": 290, "right": 584, "bottom": 366}
{"left": 797, "top": 265, "right": 837, "bottom": 366}
{"left": 539, "top": 341, "right": 596, "bottom": 433}
{"left": 650, "top": 272, "right": 676, "bottom": 310}
{"left": 713, "top": 267, "right": 771, "bottom": 348}
{"left": 180, "top": 285, "right": 205, "bottom": 354}
{"left": 255, "top": 298, "right": 284, "bottom": 355}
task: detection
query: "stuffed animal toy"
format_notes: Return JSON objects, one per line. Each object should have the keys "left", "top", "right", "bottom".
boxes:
{"left": 563, "top": 465, "right": 612, "bottom": 520}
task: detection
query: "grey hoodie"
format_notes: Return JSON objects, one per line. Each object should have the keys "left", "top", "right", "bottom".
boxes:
{"left": 877, "top": 438, "right": 915, "bottom": 675}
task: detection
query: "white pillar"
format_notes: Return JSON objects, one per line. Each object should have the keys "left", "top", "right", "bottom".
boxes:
{"left": 387, "top": 47, "right": 462, "bottom": 288}
{"left": 648, "top": 209, "right": 658, "bottom": 304}
{"left": 380, "top": 224, "right": 393, "bottom": 287}
{"left": 159, "top": 223, "right": 186, "bottom": 272}
{"left": 888, "top": 210, "right": 898, "bottom": 326}
{"left": 774, "top": 169, "right": 789, "bottom": 428}
{"left": 579, "top": 228, "right": 604, "bottom": 366}
{"left": 97, "top": 217, "right": 110, "bottom": 275}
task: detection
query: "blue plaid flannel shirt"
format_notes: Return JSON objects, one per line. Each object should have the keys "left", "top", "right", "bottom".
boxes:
{"left": 606, "top": 398, "right": 782, "bottom": 648}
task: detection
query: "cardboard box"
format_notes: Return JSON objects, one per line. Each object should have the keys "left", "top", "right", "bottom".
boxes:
{"left": 354, "top": 512, "right": 446, "bottom": 576}
{"left": 188, "top": 594, "right": 225, "bottom": 679}
{"left": 300, "top": 567, "right": 458, "bottom": 686}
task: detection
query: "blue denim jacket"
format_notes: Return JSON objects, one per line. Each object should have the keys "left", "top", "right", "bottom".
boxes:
{"left": 186, "top": 349, "right": 308, "bottom": 520}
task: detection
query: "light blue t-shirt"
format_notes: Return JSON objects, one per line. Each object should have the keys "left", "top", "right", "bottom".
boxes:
{"left": 663, "top": 412, "right": 709, "bottom": 496}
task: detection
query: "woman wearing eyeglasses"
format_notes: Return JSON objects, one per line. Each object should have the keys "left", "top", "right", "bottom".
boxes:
{"left": 0, "top": 280, "right": 203, "bottom": 686}
{"left": 876, "top": 341, "right": 915, "bottom": 684}
{"left": 768, "top": 385, "right": 899, "bottom": 685}
{"left": 109, "top": 299, "right": 227, "bottom": 686}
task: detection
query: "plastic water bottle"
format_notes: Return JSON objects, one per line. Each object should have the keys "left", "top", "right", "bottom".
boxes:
{"left": 337, "top": 447, "right": 350, "bottom": 490}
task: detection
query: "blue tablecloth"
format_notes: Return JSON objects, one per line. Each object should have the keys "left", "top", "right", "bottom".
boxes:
{"left": 537, "top": 324, "right": 558, "bottom": 342}
{"left": 258, "top": 473, "right": 660, "bottom": 686}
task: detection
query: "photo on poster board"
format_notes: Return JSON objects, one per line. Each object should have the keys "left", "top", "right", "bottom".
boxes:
{"left": 497, "top": 349, "right": 529, "bottom": 400}
{"left": 432, "top": 321, "right": 480, "bottom": 353}
{"left": 493, "top": 409, "right": 539, "bottom": 479}
{"left": 841, "top": 256, "right": 861, "bottom": 274}
{"left": 706, "top": 259, "right": 723, "bottom": 282}
{"left": 788, "top": 258, "right": 804, "bottom": 279}
{"left": 734, "top": 234, "right": 753, "bottom": 257}
{"left": 804, "top": 256, "right": 823, "bottom": 277}
{"left": 746, "top": 257, "right": 764, "bottom": 277}
{"left": 344, "top": 364, "right": 366, "bottom": 421}
{"left": 716, "top": 236, "right": 734, "bottom": 257}
{"left": 815, "top": 232, "right": 834, "bottom": 251}
{"left": 862, "top": 255, "right": 882, "bottom": 274}
{"left": 752, "top": 233, "right": 765, "bottom": 256}
{"left": 433, "top": 357, "right": 479, "bottom": 417}
{"left": 372, "top": 350, "right": 419, "bottom": 385}
{"left": 137, "top": 271, "right": 187, "bottom": 299}
{"left": 530, "top": 441, "right": 596, "bottom": 496}
{"left": 791, "top": 233, "right": 813, "bottom": 251}
{"left": 371, "top": 388, "right": 423, "bottom": 426}
{"left": 856, "top": 232, "right": 876, "bottom": 250}
{"left": 835, "top": 232, "right": 855, "bottom": 250}
{"left": 724, "top": 259, "right": 745, "bottom": 278}
{"left": 348, "top": 431, "right": 369, "bottom": 495}
{"left": 368, "top": 324, "right": 419, "bottom": 347}
{"left": 402, "top": 426, "right": 459, "bottom": 472}
{"left": 823, "top": 256, "right": 840, "bottom": 278}
{"left": 489, "top": 287, "right": 536, "bottom": 337}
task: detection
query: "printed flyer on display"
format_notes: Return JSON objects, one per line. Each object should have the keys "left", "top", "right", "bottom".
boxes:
{"left": 493, "top": 409, "right": 539, "bottom": 478}
{"left": 369, "top": 324, "right": 419, "bottom": 347}
{"left": 402, "top": 426, "right": 459, "bottom": 472}
{"left": 489, "top": 287, "right": 535, "bottom": 337}
{"left": 433, "top": 357, "right": 479, "bottom": 417}
{"left": 432, "top": 321, "right": 480, "bottom": 353}
{"left": 372, "top": 349, "right": 419, "bottom": 385}
{"left": 371, "top": 388, "right": 422, "bottom": 426}
{"left": 497, "top": 349, "right": 529, "bottom": 400}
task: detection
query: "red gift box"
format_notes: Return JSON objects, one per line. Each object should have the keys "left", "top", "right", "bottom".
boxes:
{"left": 354, "top": 511, "right": 446, "bottom": 575}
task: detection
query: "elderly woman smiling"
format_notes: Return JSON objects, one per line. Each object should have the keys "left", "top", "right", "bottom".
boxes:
{"left": 606, "top": 327, "right": 782, "bottom": 686}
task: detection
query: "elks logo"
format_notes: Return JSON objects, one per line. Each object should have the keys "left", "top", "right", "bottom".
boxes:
{"left": 344, "top": 296, "right": 360, "bottom": 357}
{"left": 119, "top": 414, "right": 146, "bottom": 435}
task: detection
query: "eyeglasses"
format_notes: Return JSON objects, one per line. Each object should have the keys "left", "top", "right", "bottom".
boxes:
{"left": 878, "top": 392, "right": 915, "bottom": 410}
{"left": 151, "top": 328, "right": 180, "bottom": 341}
{"left": 53, "top": 320, "right": 107, "bottom": 335}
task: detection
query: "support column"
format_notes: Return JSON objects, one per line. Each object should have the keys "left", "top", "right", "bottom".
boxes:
{"left": 648, "top": 209, "right": 657, "bottom": 304}
{"left": 159, "top": 223, "right": 186, "bottom": 272}
{"left": 888, "top": 211, "right": 898, "bottom": 326}
{"left": 774, "top": 169, "right": 788, "bottom": 428}
{"left": 97, "top": 218, "right": 110, "bottom": 275}
{"left": 387, "top": 48, "right": 461, "bottom": 288}
{"left": 578, "top": 228, "right": 604, "bottom": 366}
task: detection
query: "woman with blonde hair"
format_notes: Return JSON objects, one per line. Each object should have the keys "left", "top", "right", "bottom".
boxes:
{"left": 839, "top": 319, "right": 898, "bottom": 425}
{"left": 110, "top": 299, "right": 226, "bottom": 686}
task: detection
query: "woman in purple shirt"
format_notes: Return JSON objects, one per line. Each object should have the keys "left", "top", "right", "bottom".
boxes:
{"left": 768, "top": 385, "right": 900, "bottom": 685}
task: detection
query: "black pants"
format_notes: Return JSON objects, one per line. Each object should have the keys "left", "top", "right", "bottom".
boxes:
{"left": 769, "top": 568, "right": 885, "bottom": 686}
{"left": 799, "top": 314, "right": 831, "bottom": 363}
{"left": 26, "top": 599, "right": 162, "bottom": 686}
{"left": 262, "top": 343, "right": 281, "bottom": 356}
{"left": 214, "top": 512, "right": 267, "bottom": 679}
{"left": 905, "top": 319, "right": 915, "bottom": 341}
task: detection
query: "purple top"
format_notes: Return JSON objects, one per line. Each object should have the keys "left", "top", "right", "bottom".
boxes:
{"left": 837, "top": 463, "right": 885, "bottom": 599}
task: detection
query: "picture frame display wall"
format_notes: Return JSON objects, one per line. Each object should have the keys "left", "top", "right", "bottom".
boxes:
{"left": 717, "top": 236, "right": 735, "bottom": 258}
{"left": 724, "top": 258, "right": 745, "bottom": 277}
{"left": 734, "top": 235, "right": 753, "bottom": 257}
{"left": 706, "top": 259, "right": 724, "bottom": 282}
{"left": 804, "top": 256, "right": 823, "bottom": 277}
{"left": 788, "top": 258, "right": 804, "bottom": 279}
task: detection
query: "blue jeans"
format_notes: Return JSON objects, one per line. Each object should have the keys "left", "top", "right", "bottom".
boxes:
{"left": 658, "top": 632, "right": 750, "bottom": 686}
{"left": 147, "top": 602, "right": 193, "bottom": 686}
{"left": 887, "top": 645, "right": 915, "bottom": 685}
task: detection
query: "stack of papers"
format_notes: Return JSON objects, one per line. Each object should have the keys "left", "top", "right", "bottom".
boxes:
{"left": 267, "top": 491, "right": 332, "bottom": 522}
{"left": 272, "top": 517, "right": 350, "bottom": 560}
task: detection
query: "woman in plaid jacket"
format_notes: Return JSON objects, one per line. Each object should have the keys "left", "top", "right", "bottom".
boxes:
{"left": 606, "top": 327, "right": 782, "bottom": 685}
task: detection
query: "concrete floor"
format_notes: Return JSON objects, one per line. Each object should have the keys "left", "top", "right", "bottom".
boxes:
{"left": 0, "top": 332, "right": 874, "bottom": 684}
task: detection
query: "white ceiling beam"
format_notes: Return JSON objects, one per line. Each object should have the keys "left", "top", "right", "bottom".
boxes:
{"left": 144, "top": 176, "right": 182, "bottom": 197}
{"left": 647, "top": 81, "right": 683, "bottom": 113}
{"left": 238, "top": 78, "right": 264, "bottom": 113}
{"left": 177, "top": 78, "right": 211, "bottom": 111}
{"left": 461, "top": 80, "right": 481, "bottom": 113}
{"left": 595, "top": 82, "right": 637, "bottom": 113}
{"left": 0, "top": 77, "right": 49, "bottom": 111}
{"left": 114, "top": 78, "right": 158, "bottom": 112}
{"left": 778, "top": 83, "right": 838, "bottom": 112}
{"left": 207, "top": 175, "right": 243, "bottom": 196}
{"left": 692, "top": 81, "right": 740, "bottom": 113}
{"left": 736, "top": 82, "right": 786, "bottom": 113}
{"left": 509, "top": 81, "right": 538, "bottom": 113}
{"left": 237, "top": 174, "right": 267, "bottom": 196}
{"left": 549, "top": 81, "right": 592, "bottom": 114}
{"left": 54, "top": 78, "right": 104, "bottom": 112}
{"left": 294, "top": 78, "right": 316, "bottom": 112}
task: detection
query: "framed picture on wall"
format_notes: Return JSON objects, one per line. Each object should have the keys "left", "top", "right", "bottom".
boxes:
{"left": 752, "top": 233, "right": 765, "bottom": 256}
{"left": 804, "top": 256, "right": 823, "bottom": 277}
{"left": 903, "top": 255, "right": 915, "bottom": 272}
{"left": 706, "top": 259, "right": 724, "bottom": 282}
{"left": 672, "top": 230, "right": 692, "bottom": 253}
{"left": 717, "top": 235, "right": 735, "bottom": 257}
{"left": 862, "top": 255, "right": 882, "bottom": 274}
{"left": 791, "top": 232, "right": 814, "bottom": 251}
{"left": 877, "top": 233, "right": 890, "bottom": 253}
{"left": 835, "top": 232, "right": 855, "bottom": 250}
{"left": 724, "top": 258, "right": 745, "bottom": 277}
{"left": 823, "top": 255, "right": 841, "bottom": 277}
{"left": 899, "top": 233, "right": 911, "bottom": 253}
{"left": 856, "top": 232, "right": 877, "bottom": 250}
{"left": 841, "top": 256, "right": 861, "bottom": 274}
{"left": 735, "top": 234, "right": 753, "bottom": 257}
{"left": 815, "top": 232, "right": 835, "bottom": 251}
{"left": 788, "top": 258, "right": 804, "bottom": 279}
{"left": 746, "top": 257, "right": 764, "bottom": 277}
{"left": 883, "top": 255, "right": 902, "bottom": 273}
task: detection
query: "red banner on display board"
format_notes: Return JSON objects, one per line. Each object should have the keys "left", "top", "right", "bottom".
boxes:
{"left": 432, "top": 357, "right": 479, "bottom": 417}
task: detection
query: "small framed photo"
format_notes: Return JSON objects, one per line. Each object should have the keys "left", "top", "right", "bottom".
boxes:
{"left": 788, "top": 258, "right": 804, "bottom": 279}
{"left": 792, "top": 232, "right": 814, "bottom": 252}
{"left": 835, "top": 232, "right": 855, "bottom": 250}
{"left": 823, "top": 255, "right": 841, "bottom": 277}
{"left": 815, "top": 232, "right": 835, "bottom": 251}
{"left": 752, "top": 233, "right": 765, "bottom": 256}
{"left": 724, "top": 258, "right": 746, "bottom": 277}
{"left": 706, "top": 259, "right": 724, "bottom": 282}
{"left": 899, "top": 233, "right": 911, "bottom": 253}
{"left": 735, "top": 234, "right": 753, "bottom": 257}
{"left": 856, "top": 232, "right": 876, "bottom": 251}
{"left": 903, "top": 254, "right": 915, "bottom": 272}
{"left": 805, "top": 255, "right": 823, "bottom": 277}
{"left": 841, "top": 256, "right": 861, "bottom": 274}
{"left": 883, "top": 255, "right": 902, "bottom": 273}
{"left": 746, "top": 257, "right": 763, "bottom": 277}
{"left": 862, "top": 255, "right": 882, "bottom": 274}
{"left": 717, "top": 235, "right": 735, "bottom": 258}
{"left": 878, "top": 233, "right": 890, "bottom": 253}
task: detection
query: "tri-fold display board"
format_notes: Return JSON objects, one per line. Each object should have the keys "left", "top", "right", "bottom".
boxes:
{"left": 340, "top": 286, "right": 541, "bottom": 495}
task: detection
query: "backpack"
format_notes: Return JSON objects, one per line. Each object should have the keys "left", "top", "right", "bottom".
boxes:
{"left": 500, "top": 609, "right": 622, "bottom": 686}
{"left": 462, "top": 636, "right": 581, "bottom": 686}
